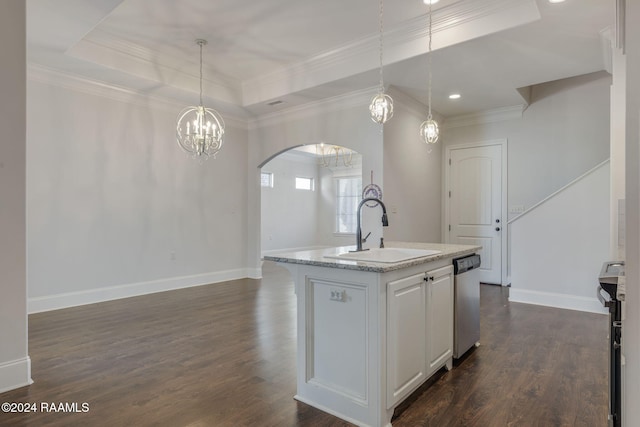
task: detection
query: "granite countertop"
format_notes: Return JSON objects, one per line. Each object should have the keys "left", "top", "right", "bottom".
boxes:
{"left": 263, "top": 241, "right": 481, "bottom": 273}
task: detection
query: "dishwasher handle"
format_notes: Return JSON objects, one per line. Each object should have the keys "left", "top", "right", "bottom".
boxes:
{"left": 597, "top": 285, "right": 612, "bottom": 308}
{"left": 453, "top": 254, "right": 481, "bottom": 275}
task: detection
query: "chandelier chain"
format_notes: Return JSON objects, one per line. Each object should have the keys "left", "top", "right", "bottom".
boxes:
{"left": 378, "top": 0, "right": 384, "bottom": 91}
{"left": 427, "top": 1, "right": 433, "bottom": 120}
{"left": 199, "top": 41, "right": 204, "bottom": 107}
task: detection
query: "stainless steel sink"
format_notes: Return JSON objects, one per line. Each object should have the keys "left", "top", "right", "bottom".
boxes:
{"left": 324, "top": 248, "right": 442, "bottom": 263}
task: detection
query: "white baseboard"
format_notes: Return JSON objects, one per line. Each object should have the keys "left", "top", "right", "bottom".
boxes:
{"left": 0, "top": 357, "right": 32, "bottom": 393}
{"left": 508, "top": 288, "right": 607, "bottom": 314}
{"left": 28, "top": 269, "right": 253, "bottom": 314}
{"left": 246, "top": 267, "right": 263, "bottom": 279}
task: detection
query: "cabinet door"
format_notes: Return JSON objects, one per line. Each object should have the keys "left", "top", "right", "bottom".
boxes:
{"left": 386, "top": 273, "right": 426, "bottom": 408}
{"left": 426, "top": 265, "right": 454, "bottom": 374}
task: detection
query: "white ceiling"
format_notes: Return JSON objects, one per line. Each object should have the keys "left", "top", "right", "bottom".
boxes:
{"left": 27, "top": 0, "right": 613, "bottom": 120}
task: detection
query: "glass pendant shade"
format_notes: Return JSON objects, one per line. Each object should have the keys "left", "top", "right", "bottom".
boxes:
{"left": 369, "top": 92, "right": 394, "bottom": 124}
{"left": 176, "top": 105, "right": 225, "bottom": 158}
{"left": 176, "top": 39, "right": 225, "bottom": 160}
{"left": 419, "top": 117, "right": 439, "bottom": 144}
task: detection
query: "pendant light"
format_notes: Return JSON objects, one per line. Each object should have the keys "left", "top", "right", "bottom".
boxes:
{"left": 419, "top": 2, "right": 439, "bottom": 145}
{"left": 316, "top": 143, "right": 354, "bottom": 168}
{"left": 369, "top": 0, "right": 394, "bottom": 124}
{"left": 176, "top": 39, "right": 225, "bottom": 159}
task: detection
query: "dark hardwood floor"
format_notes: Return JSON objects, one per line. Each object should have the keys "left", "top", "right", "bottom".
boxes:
{"left": 1, "top": 262, "right": 608, "bottom": 426}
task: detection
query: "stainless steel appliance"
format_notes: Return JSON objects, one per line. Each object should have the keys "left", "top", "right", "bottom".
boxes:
{"left": 452, "top": 254, "right": 481, "bottom": 359}
{"left": 598, "top": 260, "right": 625, "bottom": 427}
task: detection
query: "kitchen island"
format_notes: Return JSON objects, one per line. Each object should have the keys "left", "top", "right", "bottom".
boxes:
{"left": 264, "top": 242, "right": 481, "bottom": 427}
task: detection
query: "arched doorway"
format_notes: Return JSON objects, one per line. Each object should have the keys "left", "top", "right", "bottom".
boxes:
{"left": 259, "top": 144, "right": 362, "bottom": 257}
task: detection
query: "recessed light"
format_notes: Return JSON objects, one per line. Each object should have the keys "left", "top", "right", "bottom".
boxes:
{"left": 548, "top": 0, "right": 566, "bottom": 3}
{"left": 423, "top": 0, "right": 440, "bottom": 5}
{"left": 449, "top": 93, "right": 461, "bottom": 100}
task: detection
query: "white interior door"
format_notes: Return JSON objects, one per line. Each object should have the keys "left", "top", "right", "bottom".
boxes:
{"left": 447, "top": 144, "right": 503, "bottom": 284}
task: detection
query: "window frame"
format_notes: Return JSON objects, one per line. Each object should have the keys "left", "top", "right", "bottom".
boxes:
{"left": 295, "top": 176, "right": 315, "bottom": 191}
{"left": 260, "top": 171, "right": 274, "bottom": 188}
{"left": 334, "top": 176, "right": 362, "bottom": 235}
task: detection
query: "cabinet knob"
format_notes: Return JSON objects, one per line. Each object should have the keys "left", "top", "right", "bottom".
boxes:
{"left": 495, "top": 227, "right": 501, "bottom": 232}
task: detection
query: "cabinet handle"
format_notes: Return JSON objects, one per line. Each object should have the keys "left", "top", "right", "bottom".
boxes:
{"left": 424, "top": 276, "right": 434, "bottom": 282}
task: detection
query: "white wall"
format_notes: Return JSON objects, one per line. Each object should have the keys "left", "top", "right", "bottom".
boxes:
{"left": 445, "top": 72, "right": 611, "bottom": 221}
{"left": 27, "top": 78, "right": 249, "bottom": 312}
{"left": 610, "top": 45, "right": 626, "bottom": 260}
{"left": 261, "top": 148, "right": 364, "bottom": 254}
{"left": 510, "top": 162, "right": 610, "bottom": 313}
{"left": 248, "top": 92, "right": 384, "bottom": 273}
{"left": 623, "top": 2, "right": 640, "bottom": 424}
{"left": 445, "top": 72, "right": 611, "bottom": 285}
{"left": 252, "top": 88, "right": 444, "bottom": 265}
{"left": 261, "top": 152, "right": 319, "bottom": 253}
{"left": 383, "top": 89, "right": 442, "bottom": 243}
{"left": 0, "top": 1, "right": 31, "bottom": 393}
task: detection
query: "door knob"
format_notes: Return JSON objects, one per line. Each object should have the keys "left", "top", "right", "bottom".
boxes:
{"left": 495, "top": 227, "right": 501, "bottom": 232}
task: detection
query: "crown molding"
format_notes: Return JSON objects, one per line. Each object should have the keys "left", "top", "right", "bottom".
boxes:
{"left": 242, "top": 0, "right": 539, "bottom": 106}
{"left": 248, "top": 86, "right": 376, "bottom": 130}
{"left": 443, "top": 105, "right": 525, "bottom": 129}
{"left": 28, "top": 64, "right": 248, "bottom": 128}
{"left": 47, "top": 0, "right": 539, "bottom": 113}
{"left": 28, "top": 63, "right": 180, "bottom": 110}
{"left": 66, "top": 29, "right": 243, "bottom": 106}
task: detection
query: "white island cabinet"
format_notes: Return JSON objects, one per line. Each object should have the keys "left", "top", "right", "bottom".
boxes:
{"left": 387, "top": 264, "right": 453, "bottom": 409}
{"left": 264, "top": 242, "right": 480, "bottom": 427}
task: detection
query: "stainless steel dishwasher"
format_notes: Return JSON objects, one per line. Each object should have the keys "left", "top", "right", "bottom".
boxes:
{"left": 452, "top": 254, "right": 481, "bottom": 359}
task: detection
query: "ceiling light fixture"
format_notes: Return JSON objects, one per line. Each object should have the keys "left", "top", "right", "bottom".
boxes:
{"left": 423, "top": 0, "right": 440, "bottom": 4}
{"left": 369, "top": 0, "right": 394, "bottom": 124}
{"left": 449, "top": 93, "right": 461, "bottom": 99}
{"left": 548, "top": 0, "right": 566, "bottom": 3}
{"left": 316, "top": 143, "right": 353, "bottom": 168}
{"left": 176, "top": 39, "right": 225, "bottom": 160}
{"left": 419, "top": 1, "right": 439, "bottom": 145}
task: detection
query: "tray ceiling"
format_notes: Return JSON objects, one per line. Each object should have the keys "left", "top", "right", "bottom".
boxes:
{"left": 27, "top": 0, "right": 613, "bottom": 120}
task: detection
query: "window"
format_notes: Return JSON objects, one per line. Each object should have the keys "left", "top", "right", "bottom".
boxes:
{"left": 261, "top": 172, "right": 274, "bottom": 188}
{"left": 335, "top": 177, "right": 362, "bottom": 234}
{"left": 295, "top": 176, "right": 314, "bottom": 191}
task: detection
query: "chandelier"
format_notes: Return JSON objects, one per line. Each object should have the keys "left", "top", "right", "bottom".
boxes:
{"left": 419, "top": 1, "right": 439, "bottom": 145}
{"left": 176, "top": 39, "right": 225, "bottom": 159}
{"left": 316, "top": 144, "right": 353, "bottom": 168}
{"left": 369, "top": 0, "right": 393, "bottom": 124}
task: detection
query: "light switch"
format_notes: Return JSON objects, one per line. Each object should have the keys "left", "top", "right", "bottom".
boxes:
{"left": 509, "top": 205, "right": 525, "bottom": 214}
